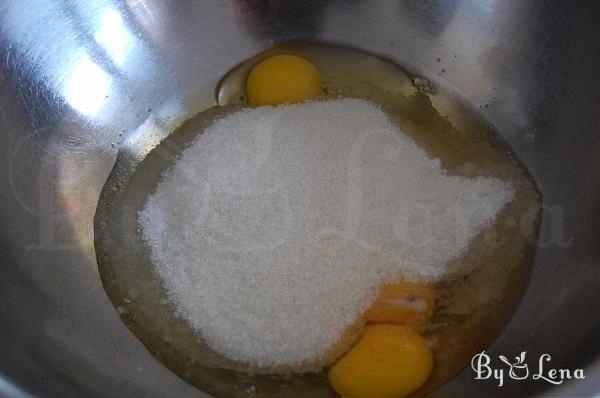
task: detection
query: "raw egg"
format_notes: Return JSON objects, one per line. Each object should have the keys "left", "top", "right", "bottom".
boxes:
{"left": 365, "top": 281, "right": 435, "bottom": 328}
{"left": 329, "top": 324, "right": 433, "bottom": 398}
{"left": 246, "top": 54, "right": 321, "bottom": 106}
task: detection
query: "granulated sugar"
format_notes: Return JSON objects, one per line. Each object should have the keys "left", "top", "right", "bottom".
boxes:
{"left": 138, "top": 99, "right": 514, "bottom": 369}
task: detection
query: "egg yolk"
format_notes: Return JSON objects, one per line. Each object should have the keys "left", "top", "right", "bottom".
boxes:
{"left": 329, "top": 325, "right": 433, "bottom": 398}
{"left": 364, "top": 281, "right": 435, "bottom": 329}
{"left": 246, "top": 54, "right": 322, "bottom": 106}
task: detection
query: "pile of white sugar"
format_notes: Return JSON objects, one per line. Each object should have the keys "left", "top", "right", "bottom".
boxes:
{"left": 139, "top": 99, "right": 514, "bottom": 369}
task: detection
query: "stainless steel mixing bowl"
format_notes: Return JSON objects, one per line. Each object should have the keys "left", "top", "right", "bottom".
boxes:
{"left": 1, "top": 1, "right": 599, "bottom": 397}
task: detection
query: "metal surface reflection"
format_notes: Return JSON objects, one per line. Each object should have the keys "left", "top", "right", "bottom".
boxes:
{"left": 95, "top": 9, "right": 135, "bottom": 67}
{"left": 64, "top": 53, "right": 112, "bottom": 116}
{"left": 1, "top": 1, "right": 600, "bottom": 397}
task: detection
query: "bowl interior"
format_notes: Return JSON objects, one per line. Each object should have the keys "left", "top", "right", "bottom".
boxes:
{"left": 1, "top": 1, "right": 600, "bottom": 397}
